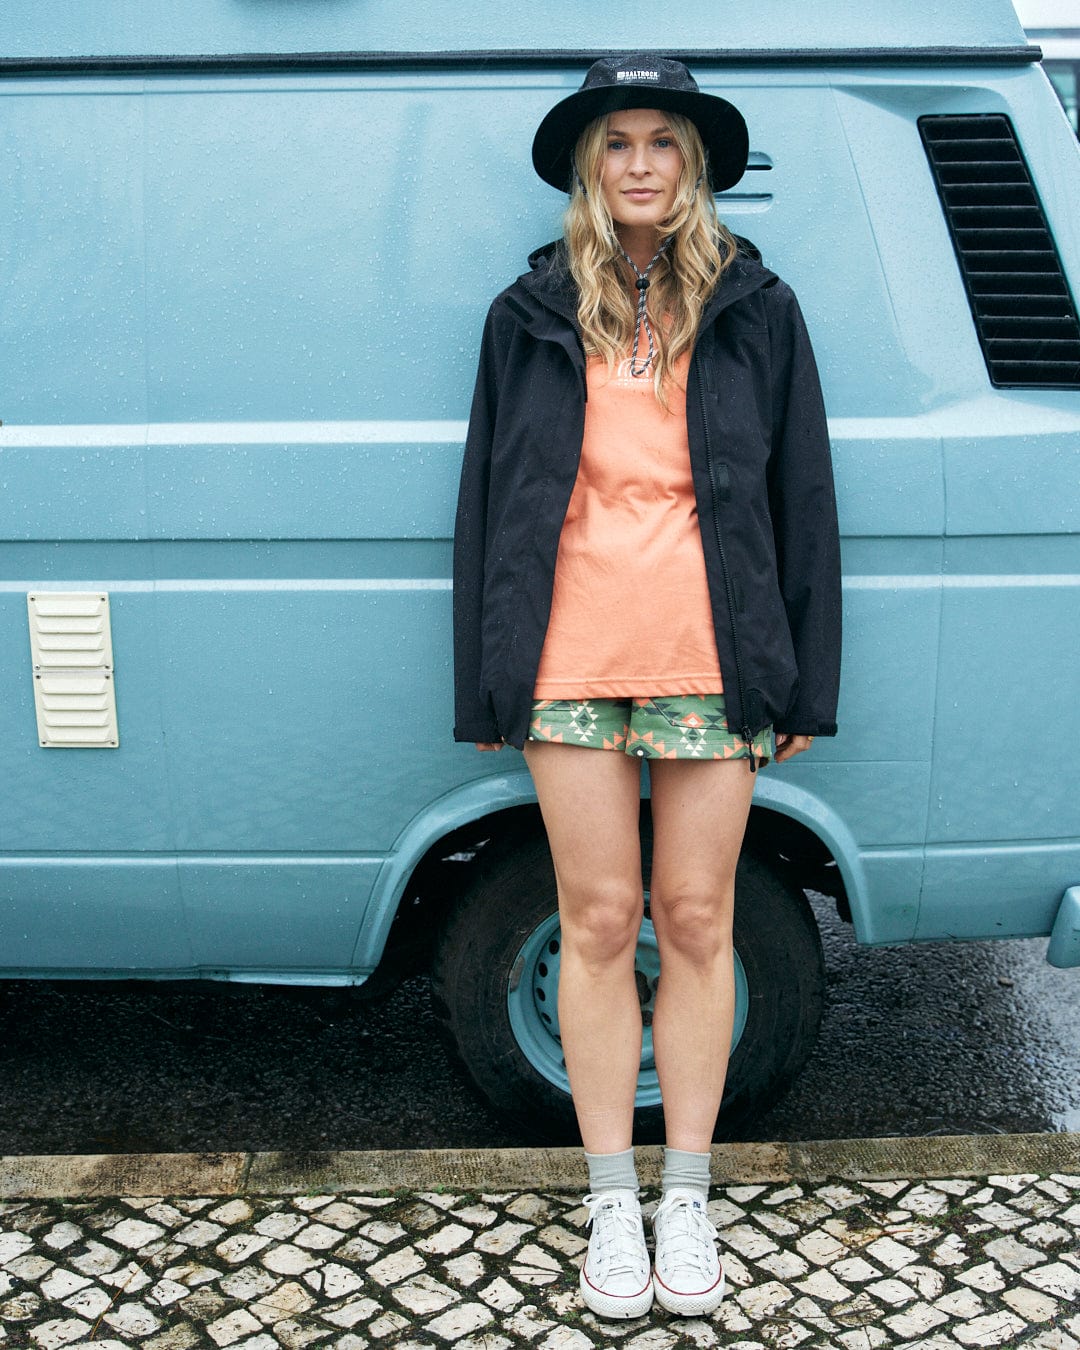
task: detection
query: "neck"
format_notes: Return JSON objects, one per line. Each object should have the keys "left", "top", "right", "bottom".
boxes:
{"left": 616, "top": 224, "right": 664, "bottom": 274}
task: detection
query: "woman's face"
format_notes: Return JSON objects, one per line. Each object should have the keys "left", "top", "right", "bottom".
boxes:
{"left": 599, "top": 107, "right": 683, "bottom": 232}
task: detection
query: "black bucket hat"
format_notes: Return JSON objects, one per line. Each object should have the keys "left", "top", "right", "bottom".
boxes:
{"left": 531, "top": 53, "right": 749, "bottom": 194}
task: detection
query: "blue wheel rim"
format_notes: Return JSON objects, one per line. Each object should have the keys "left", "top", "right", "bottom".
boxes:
{"left": 507, "top": 909, "right": 749, "bottom": 1107}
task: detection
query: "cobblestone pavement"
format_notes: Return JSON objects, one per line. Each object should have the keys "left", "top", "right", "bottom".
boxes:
{"left": 2, "top": 1169, "right": 1079, "bottom": 1350}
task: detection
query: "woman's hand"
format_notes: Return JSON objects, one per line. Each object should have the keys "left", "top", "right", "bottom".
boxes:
{"left": 773, "top": 733, "right": 815, "bottom": 764}
{"left": 475, "top": 742, "right": 504, "bottom": 752}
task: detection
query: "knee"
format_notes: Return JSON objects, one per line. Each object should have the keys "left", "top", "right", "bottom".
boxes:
{"left": 560, "top": 882, "right": 642, "bottom": 968}
{"left": 652, "top": 886, "right": 733, "bottom": 964}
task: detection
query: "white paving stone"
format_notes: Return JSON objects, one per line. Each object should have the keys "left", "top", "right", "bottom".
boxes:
{"left": 794, "top": 1230, "right": 847, "bottom": 1265}
{"left": 206, "top": 1308, "right": 263, "bottom": 1346}
{"left": 1002, "top": 1284, "right": 1060, "bottom": 1321}
{"left": 215, "top": 1233, "right": 273, "bottom": 1264}
{"left": 29, "top": 1319, "right": 91, "bottom": 1350}
{"left": 723, "top": 1223, "right": 780, "bottom": 1259}
{"left": 307, "top": 1262, "right": 364, "bottom": 1299}
{"left": 1025, "top": 1260, "right": 1080, "bottom": 1300}
{"left": 952, "top": 1309, "right": 1029, "bottom": 1345}
{"left": 0, "top": 1232, "right": 35, "bottom": 1265}
{"left": 932, "top": 1286, "right": 986, "bottom": 1317}
{"left": 863, "top": 1276, "right": 917, "bottom": 1305}
{"left": 61, "top": 1287, "right": 113, "bottom": 1320}
{"left": 254, "top": 1213, "right": 307, "bottom": 1241}
{"left": 417, "top": 1223, "right": 474, "bottom": 1255}
{"left": 41, "top": 1224, "right": 83, "bottom": 1252}
{"left": 146, "top": 1277, "right": 196, "bottom": 1307}
{"left": 423, "top": 1301, "right": 494, "bottom": 1339}
{"left": 319, "top": 1297, "right": 380, "bottom": 1328}
{"left": 736, "top": 1278, "right": 794, "bottom": 1319}
{"left": 863, "top": 1235, "right": 919, "bottom": 1271}
{"left": 474, "top": 1222, "right": 533, "bottom": 1255}
{"left": 207, "top": 1199, "right": 254, "bottom": 1225}
{"left": 956, "top": 1259, "right": 1006, "bottom": 1292}
{"left": 366, "top": 1246, "right": 425, "bottom": 1286}
{"left": 102, "top": 1301, "right": 163, "bottom": 1337}
{"left": 982, "top": 1233, "right": 1045, "bottom": 1271}
{"left": 896, "top": 1263, "right": 946, "bottom": 1300}
{"left": 479, "top": 1276, "right": 524, "bottom": 1311}
{"left": 537, "top": 1328, "right": 594, "bottom": 1349}
{"left": 174, "top": 1220, "right": 226, "bottom": 1247}
{"left": 39, "top": 1269, "right": 91, "bottom": 1300}
{"left": 315, "top": 1202, "right": 368, "bottom": 1230}
{"left": 882, "top": 1300, "right": 950, "bottom": 1339}
{"left": 391, "top": 1273, "right": 457, "bottom": 1315}
{"left": 443, "top": 1252, "right": 486, "bottom": 1287}
{"left": 292, "top": 1222, "right": 344, "bottom": 1251}
{"left": 260, "top": 1242, "right": 322, "bottom": 1275}
{"left": 101, "top": 1218, "right": 166, "bottom": 1250}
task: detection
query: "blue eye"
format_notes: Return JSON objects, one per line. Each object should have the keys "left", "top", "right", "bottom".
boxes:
{"left": 607, "top": 140, "right": 627, "bottom": 151}
{"left": 655, "top": 138, "right": 673, "bottom": 149}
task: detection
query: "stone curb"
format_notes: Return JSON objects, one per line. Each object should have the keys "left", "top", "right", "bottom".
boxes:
{"left": 2, "top": 1132, "right": 1077, "bottom": 1199}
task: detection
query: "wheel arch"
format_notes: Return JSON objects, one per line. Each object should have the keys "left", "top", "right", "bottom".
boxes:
{"left": 348, "top": 767, "right": 542, "bottom": 977}
{"left": 351, "top": 766, "right": 869, "bottom": 983}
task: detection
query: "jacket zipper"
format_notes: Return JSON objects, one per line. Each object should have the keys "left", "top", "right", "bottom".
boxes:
{"left": 697, "top": 376, "right": 757, "bottom": 773}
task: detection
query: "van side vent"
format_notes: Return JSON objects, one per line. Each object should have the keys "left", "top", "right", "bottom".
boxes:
{"left": 27, "top": 592, "right": 119, "bottom": 747}
{"left": 919, "top": 114, "right": 1080, "bottom": 388}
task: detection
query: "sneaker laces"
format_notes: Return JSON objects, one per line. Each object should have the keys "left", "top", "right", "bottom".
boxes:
{"left": 583, "top": 1191, "right": 646, "bottom": 1279}
{"left": 653, "top": 1190, "right": 719, "bottom": 1277}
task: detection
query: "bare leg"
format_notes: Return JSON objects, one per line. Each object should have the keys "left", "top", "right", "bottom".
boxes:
{"left": 647, "top": 758, "right": 757, "bottom": 1152}
{"left": 523, "top": 741, "right": 645, "bottom": 1154}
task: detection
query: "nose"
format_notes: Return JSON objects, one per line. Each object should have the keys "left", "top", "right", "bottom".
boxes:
{"left": 628, "top": 143, "right": 651, "bottom": 176}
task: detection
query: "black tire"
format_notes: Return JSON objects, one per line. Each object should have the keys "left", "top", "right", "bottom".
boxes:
{"left": 430, "top": 815, "right": 825, "bottom": 1144}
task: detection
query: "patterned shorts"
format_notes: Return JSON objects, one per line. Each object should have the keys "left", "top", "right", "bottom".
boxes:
{"left": 528, "top": 695, "right": 775, "bottom": 761}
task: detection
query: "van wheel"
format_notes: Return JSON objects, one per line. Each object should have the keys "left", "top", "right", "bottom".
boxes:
{"left": 430, "top": 819, "right": 825, "bottom": 1144}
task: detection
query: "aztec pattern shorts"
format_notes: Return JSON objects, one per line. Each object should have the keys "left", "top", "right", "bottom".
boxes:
{"left": 528, "top": 695, "right": 775, "bottom": 761}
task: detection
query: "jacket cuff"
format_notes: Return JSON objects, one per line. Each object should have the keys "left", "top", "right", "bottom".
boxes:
{"left": 454, "top": 721, "right": 502, "bottom": 744}
{"left": 774, "top": 720, "right": 838, "bottom": 737}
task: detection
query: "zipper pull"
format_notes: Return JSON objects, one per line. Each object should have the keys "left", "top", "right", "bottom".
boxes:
{"left": 742, "top": 727, "right": 758, "bottom": 773}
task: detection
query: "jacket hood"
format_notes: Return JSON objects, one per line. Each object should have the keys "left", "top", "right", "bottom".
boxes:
{"left": 519, "top": 234, "right": 776, "bottom": 322}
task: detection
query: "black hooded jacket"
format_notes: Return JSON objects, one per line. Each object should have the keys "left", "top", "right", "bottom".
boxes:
{"left": 453, "top": 239, "right": 841, "bottom": 752}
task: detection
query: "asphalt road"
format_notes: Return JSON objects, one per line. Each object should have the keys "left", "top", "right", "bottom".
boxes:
{"left": 1, "top": 895, "right": 1077, "bottom": 1154}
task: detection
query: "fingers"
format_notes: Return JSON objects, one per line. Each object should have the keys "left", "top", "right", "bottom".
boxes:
{"left": 773, "top": 733, "right": 815, "bottom": 763}
{"left": 475, "top": 741, "right": 504, "bottom": 751}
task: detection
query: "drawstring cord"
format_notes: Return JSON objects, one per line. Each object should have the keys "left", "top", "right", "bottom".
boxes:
{"left": 619, "top": 236, "right": 674, "bottom": 377}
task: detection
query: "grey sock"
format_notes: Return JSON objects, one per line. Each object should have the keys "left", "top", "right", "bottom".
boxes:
{"left": 661, "top": 1147, "right": 711, "bottom": 1198}
{"left": 584, "top": 1147, "right": 638, "bottom": 1194}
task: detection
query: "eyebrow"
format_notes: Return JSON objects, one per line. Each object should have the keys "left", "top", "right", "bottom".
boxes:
{"left": 607, "top": 123, "right": 673, "bottom": 138}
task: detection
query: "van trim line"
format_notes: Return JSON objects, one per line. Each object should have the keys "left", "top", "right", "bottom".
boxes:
{"left": 0, "top": 47, "right": 1043, "bottom": 79}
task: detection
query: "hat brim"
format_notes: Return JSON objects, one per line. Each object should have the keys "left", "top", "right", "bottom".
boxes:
{"left": 531, "top": 84, "right": 749, "bottom": 194}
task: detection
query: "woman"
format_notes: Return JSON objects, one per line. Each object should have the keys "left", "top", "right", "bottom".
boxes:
{"left": 453, "top": 54, "right": 841, "bottom": 1320}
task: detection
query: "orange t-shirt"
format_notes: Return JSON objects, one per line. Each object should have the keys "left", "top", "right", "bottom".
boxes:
{"left": 532, "top": 347, "right": 723, "bottom": 698}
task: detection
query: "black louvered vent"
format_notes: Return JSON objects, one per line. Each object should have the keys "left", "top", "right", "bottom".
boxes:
{"left": 919, "top": 114, "right": 1080, "bottom": 388}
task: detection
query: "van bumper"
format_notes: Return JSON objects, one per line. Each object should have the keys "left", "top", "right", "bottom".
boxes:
{"left": 1047, "top": 887, "right": 1080, "bottom": 968}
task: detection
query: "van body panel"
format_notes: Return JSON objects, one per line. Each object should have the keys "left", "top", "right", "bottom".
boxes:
{"left": 0, "top": 1, "right": 1030, "bottom": 62}
{"left": 2, "top": 8, "right": 1079, "bottom": 977}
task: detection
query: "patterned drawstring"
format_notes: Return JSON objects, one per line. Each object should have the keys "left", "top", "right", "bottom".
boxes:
{"left": 620, "top": 236, "right": 674, "bottom": 376}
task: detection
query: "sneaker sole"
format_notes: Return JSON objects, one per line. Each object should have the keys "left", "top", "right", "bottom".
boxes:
{"left": 579, "top": 1267, "right": 654, "bottom": 1319}
{"left": 652, "top": 1267, "right": 726, "bottom": 1316}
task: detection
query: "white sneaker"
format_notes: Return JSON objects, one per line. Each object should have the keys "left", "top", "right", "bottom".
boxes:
{"left": 651, "top": 1187, "right": 725, "bottom": 1315}
{"left": 579, "top": 1190, "right": 653, "bottom": 1319}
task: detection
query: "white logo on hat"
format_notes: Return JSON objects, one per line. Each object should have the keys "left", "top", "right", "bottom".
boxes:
{"left": 617, "top": 69, "right": 659, "bottom": 81}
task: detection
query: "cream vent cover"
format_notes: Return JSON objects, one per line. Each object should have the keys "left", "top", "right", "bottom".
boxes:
{"left": 27, "top": 591, "right": 119, "bottom": 748}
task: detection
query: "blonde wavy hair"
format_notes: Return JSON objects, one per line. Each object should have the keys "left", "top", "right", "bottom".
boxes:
{"left": 563, "top": 111, "right": 738, "bottom": 403}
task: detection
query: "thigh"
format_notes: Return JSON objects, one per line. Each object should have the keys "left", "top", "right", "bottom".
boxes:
{"left": 647, "top": 758, "right": 757, "bottom": 904}
{"left": 522, "top": 741, "right": 643, "bottom": 909}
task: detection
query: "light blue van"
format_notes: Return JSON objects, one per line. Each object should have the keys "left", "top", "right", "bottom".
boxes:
{"left": 2, "top": 0, "right": 1078, "bottom": 1142}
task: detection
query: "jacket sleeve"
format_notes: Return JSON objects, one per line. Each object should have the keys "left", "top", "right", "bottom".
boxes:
{"left": 765, "top": 282, "right": 842, "bottom": 737}
{"left": 452, "top": 300, "right": 512, "bottom": 743}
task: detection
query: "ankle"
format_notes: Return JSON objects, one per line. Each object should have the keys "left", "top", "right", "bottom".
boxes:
{"left": 584, "top": 1146, "right": 639, "bottom": 1195}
